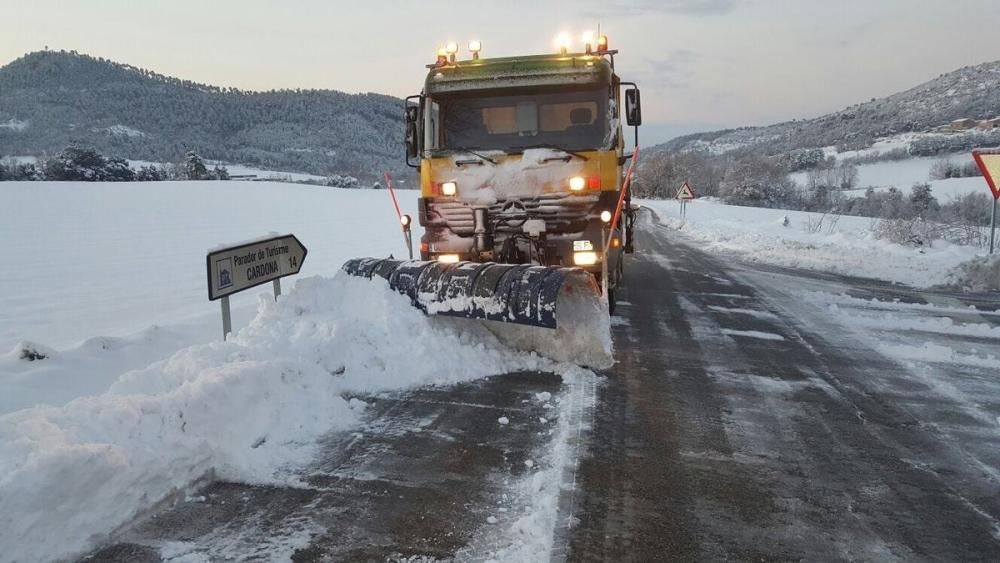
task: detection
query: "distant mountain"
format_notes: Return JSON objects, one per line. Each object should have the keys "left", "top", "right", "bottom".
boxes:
{"left": 656, "top": 60, "right": 1000, "bottom": 156}
{"left": 0, "top": 50, "right": 405, "bottom": 180}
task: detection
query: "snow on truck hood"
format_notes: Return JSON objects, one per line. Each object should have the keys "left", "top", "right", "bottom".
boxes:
{"left": 437, "top": 148, "right": 591, "bottom": 205}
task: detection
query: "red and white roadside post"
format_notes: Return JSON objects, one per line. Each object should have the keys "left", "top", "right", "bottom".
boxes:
{"left": 384, "top": 171, "right": 413, "bottom": 259}
{"left": 972, "top": 150, "right": 1000, "bottom": 254}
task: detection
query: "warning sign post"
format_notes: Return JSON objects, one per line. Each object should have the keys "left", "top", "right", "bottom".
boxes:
{"left": 676, "top": 182, "right": 697, "bottom": 218}
{"left": 972, "top": 150, "right": 1000, "bottom": 254}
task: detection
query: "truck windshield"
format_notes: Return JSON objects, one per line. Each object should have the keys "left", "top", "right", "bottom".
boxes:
{"left": 426, "top": 87, "right": 609, "bottom": 153}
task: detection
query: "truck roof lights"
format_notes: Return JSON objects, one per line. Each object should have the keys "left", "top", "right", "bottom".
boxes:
{"left": 469, "top": 40, "right": 482, "bottom": 60}
{"left": 583, "top": 31, "right": 595, "bottom": 54}
{"left": 556, "top": 33, "right": 571, "bottom": 55}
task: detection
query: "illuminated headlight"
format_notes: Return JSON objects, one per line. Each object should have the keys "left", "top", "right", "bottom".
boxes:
{"left": 600, "top": 210, "right": 612, "bottom": 223}
{"left": 573, "top": 240, "right": 594, "bottom": 251}
{"left": 569, "top": 176, "right": 586, "bottom": 191}
{"left": 441, "top": 181, "right": 457, "bottom": 196}
{"left": 573, "top": 251, "right": 598, "bottom": 266}
{"left": 445, "top": 42, "right": 459, "bottom": 55}
{"left": 437, "top": 254, "right": 461, "bottom": 264}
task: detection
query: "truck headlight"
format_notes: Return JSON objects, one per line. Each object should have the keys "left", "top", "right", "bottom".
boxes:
{"left": 441, "top": 182, "right": 457, "bottom": 196}
{"left": 569, "top": 176, "right": 586, "bottom": 191}
{"left": 573, "top": 251, "right": 598, "bottom": 266}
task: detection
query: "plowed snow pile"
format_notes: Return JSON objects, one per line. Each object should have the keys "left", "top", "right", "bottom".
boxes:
{"left": 0, "top": 274, "right": 559, "bottom": 563}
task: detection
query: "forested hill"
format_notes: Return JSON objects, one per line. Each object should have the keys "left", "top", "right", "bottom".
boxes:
{"left": 0, "top": 50, "right": 404, "bottom": 179}
{"left": 655, "top": 59, "right": 1000, "bottom": 156}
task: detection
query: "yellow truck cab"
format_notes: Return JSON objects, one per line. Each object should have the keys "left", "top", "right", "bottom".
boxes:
{"left": 403, "top": 35, "right": 641, "bottom": 304}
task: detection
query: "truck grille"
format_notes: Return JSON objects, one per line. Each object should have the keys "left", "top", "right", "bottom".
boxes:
{"left": 429, "top": 193, "right": 602, "bottom": 236}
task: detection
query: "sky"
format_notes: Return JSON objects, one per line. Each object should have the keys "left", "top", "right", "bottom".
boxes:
{"left": 3, "top": 0, "right": 1000, "bottom": 145}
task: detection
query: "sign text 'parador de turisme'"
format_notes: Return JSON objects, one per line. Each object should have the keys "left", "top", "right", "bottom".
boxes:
{"left": 207, "top": 234, "right": 307, "bottom": 301}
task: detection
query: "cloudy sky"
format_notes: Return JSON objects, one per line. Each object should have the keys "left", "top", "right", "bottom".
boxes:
{"left": 3, "top": 0, "right": 1000, "bottom": 144}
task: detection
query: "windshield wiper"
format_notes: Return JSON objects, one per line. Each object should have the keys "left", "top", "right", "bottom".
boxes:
{"left": 439, "top": 147, "right": 497, "bottom": 165}
{"left": 509, "top": 144, "right": 589, "bottom": 162}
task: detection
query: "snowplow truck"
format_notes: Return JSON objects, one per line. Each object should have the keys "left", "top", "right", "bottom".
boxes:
{"left": 344, "top": 36, "right": 640, "bottom": 361}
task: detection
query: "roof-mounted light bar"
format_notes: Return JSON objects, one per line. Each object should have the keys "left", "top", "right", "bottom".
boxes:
{"left": 428, "top": 33, "right": 615, "bottom": 68}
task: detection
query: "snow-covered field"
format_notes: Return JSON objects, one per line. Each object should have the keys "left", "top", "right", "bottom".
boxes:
{"left": 791, "top": 150, "right": 987, "bottom": 201}
{"left": 0, "top": 181, "right": 421, "bottom": 414}
{"left": 641, "top": 198, "right": 988, "bottom": 288}
{"left": 0, "top": 180, "right": 594, "bottom": 562}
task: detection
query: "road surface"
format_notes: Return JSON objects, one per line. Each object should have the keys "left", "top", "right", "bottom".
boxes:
{"left": 85, "top": 211, "right": 1000, "bottom": 562}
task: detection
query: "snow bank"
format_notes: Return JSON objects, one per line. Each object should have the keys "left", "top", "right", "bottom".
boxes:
{"left": 948, "top": 254, "right": 1000, "bottom": 291}
{"left": 0, "top": 273, "right": 554, "bottom": 563}
{"left": 641, "top": 199, "right": 983, "bottom": 288}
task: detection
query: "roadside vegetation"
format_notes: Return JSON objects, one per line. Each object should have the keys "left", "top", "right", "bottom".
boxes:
{"left": 638, "top": 149, "right": 995, "bottom": 250}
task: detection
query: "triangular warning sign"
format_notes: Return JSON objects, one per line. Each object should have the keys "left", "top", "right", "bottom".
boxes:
{"left": 676, "top": 182, "right": 696, "bottom": 200}
{"left": 973, "top": 150, "right": 1000, "bottom": 199}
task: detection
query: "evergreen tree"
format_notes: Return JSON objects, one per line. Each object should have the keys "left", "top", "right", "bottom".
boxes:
{"left": 910, "top": 183, "right": 940, "bottom": 217}
{"left": 184, "top": 151, "right": 208, "bottom": 180}
{"left": 104, "top": 157, "right": 135, "bottom": 181}
{"left": 212, "top": 165, "right": 230, "bottom": 180}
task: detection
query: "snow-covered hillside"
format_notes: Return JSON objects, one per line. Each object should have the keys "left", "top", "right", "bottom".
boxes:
{"left": 659, "top": 59, "right": 1000, "bottom": 157}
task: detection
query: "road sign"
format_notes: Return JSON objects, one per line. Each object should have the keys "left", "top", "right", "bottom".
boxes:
{"left": 207, "top": 234, "right": 307, "bottom": 301}
{"left": 676, "top": 182, "right": 696, "bottom": 200}
{"left": 973, "top": 150, "right": 1000, "bottom": 199}
{"left": 972, "top": 150, "right": 1000, "bottom": 254}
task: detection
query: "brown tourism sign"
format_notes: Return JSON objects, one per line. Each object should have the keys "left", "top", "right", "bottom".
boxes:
{"left": 207, "top": 234, "right": 307, "bottom": 301}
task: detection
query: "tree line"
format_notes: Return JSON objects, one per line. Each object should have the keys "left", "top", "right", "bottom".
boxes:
{"left": 0, "top": 146, "right": 228, "bottom": 182}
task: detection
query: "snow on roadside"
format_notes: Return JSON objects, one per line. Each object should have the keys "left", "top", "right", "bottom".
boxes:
{"left": 0, "top": 273, "right": 554, "bottom": 563}
{"left": 470, "top": 366, "right": 598, "bottom": 562}
{"left": 641, "top": 198, "right": 983, "bottom": 288}
{"left": 0, "top": 311, "right": 255, "bottom": 415}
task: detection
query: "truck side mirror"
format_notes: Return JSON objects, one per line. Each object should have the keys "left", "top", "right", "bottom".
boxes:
{"left": 625, "top": 88, "right": 642, "bottom": 127}
{"left": 405, "top": 105, "right": 419, "bottom": 159}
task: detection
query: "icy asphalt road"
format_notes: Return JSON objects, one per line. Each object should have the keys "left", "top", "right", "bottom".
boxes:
{"left": 85, "top": 211, "right": 1000, "bottom": 562}
{"left": 560, "top": 211, "right": 1000, "bottom": 561}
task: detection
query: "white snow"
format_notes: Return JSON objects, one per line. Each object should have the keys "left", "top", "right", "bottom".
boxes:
{"left": 720, "top": 329, "right": 786, "bottom": 341}
{"left": 497, "top": 416, "right": 510, "bottom": 425}
{"left": 0, "top": 118, "right": 28, "bottom": 132}
{"left": 97, "top": 124, "right": 146, "bottom": 138}
{"left": 641, "top": 198, "right": 984, "bottom": 288}
{"left": 0, "top": 273, "right": 562, "bottom": 563}
{"left": 0, "top": 181, "right": 418, "bottom": 354}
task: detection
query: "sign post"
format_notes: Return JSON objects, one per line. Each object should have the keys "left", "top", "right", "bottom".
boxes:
{"left": 676, "top": 182, "right": 696, "bottom": 218}
{"left": 207, "top": 234, "right": 307, "bottom": 339}
{"left": 972, "top": 150, "right": 1000, "bottom": 254}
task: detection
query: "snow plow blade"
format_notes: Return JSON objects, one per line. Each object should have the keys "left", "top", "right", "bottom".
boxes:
{"left": 341, "top": 258, "right": 612, "bottom": 367}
